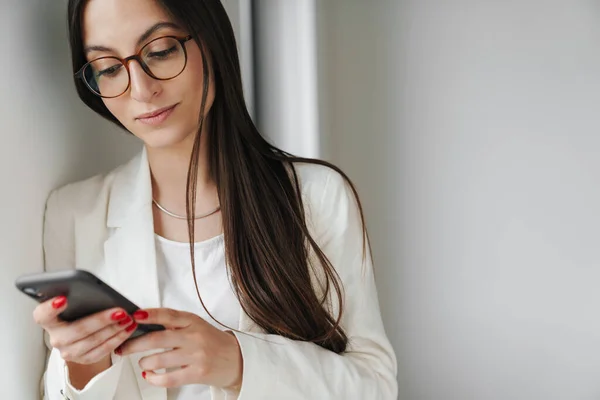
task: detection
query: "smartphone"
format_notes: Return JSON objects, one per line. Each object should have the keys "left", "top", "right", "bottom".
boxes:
{"left": 15, "top": 269, "right": 165, "bottom": 339}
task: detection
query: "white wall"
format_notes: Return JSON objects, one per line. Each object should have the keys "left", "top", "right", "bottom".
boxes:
{"left": 0, "top": 1, "right": 248, "bottom": 396}
{"left": 317, "top": 1, "right": 600, "bottom": 399}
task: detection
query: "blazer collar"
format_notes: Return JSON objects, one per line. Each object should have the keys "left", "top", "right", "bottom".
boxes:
{"left": 101, "top": 147, "right": 166, "bottom": 397}
{"left": 107, "top": 147, "right": 151, "bottom": 228}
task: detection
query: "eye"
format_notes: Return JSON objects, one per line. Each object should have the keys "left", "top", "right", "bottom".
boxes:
{"left": 147, "top": 46, "right": 179, "bottom": 60}
{"left": 97, "top": 63, "right": 124, "bottom": 78}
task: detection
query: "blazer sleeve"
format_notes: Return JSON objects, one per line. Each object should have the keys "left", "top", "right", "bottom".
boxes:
{"left": 42, "top": 189, "right": 125, "bottom": 400}
{"left": 229, "top": 168, "right": 398, "bottom": 400}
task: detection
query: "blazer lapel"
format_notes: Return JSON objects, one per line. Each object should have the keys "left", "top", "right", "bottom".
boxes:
{"left": 103, "top": 148, "right": 166, "bottom": 400}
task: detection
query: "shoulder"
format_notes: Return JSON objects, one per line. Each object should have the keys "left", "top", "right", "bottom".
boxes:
{"left": 291, "top": 161, "right": 357, "bottom": 236}
{"left": 292, "top": 161, "right": 348, "bottom": 198}
{"left": 47, "top": 174, "right": 108, "bottom": 215}
{"left": 45, "top": 153, "right": 139, "bottom": 220}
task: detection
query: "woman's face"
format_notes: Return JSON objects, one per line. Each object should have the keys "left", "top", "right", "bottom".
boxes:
{"left": 82, "top": 0, "right": 214, "bottom": 149}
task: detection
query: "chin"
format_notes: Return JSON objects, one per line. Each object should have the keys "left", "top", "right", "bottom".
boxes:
{"left": 135, "top": 125, "right": 197, "bottom": 150}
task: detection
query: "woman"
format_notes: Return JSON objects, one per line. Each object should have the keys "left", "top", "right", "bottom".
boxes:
{"left": 34, "top": 0, "right": 397, "bottom": 399}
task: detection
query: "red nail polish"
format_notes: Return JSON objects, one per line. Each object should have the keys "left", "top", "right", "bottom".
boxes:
{"left": 118, "top": 317, "right": 132, "bottom": 326}
{"left": 126, "top": 323, "right": 138, "bottom": 333}
{"left": 133, "top": 310, "right": 149, "bottom": 320}
{"left": 52, "top": 296, "right": 67, "bottom": 309}
{"left": 114, "top": 347, "right": 122, "bottom": 356}
{"left": 111, "top": 310, "right": 126, "bottom": 321}
{"left": 142, "top": 371, "right": 147, "bottom": 379}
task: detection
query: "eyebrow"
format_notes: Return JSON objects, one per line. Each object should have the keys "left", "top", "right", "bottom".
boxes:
{"left": 84, "top": 22, "right": 183, "bottom": 55}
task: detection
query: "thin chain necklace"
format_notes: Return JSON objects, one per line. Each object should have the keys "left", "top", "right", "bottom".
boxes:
{"left": 152, "top": 198, "right": 221, "bottom": 220}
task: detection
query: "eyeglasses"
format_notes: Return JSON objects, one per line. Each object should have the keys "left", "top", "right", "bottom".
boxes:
{"left": 75, "top": 35, "right": 193, "bottom": 98}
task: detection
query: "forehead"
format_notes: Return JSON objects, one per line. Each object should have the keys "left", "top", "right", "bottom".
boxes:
{"left": 82, "top": 0, "right": 178, "bottom": 51}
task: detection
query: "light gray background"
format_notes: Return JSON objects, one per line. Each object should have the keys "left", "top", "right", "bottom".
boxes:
{"left": 316, "top": 1, "right": 600, "bottom": 399}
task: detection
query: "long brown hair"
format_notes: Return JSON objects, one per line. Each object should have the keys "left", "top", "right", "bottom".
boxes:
{"left": 67, "top": 0, "right": 369, "bottom": 354}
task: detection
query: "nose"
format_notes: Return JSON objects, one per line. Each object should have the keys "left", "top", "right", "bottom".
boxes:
{"left": 127, "top": 60, "right": 161, "bottom": 103}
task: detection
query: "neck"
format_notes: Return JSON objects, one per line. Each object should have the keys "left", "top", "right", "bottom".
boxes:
{"left": 146, "top": 125, "right": 218, "bottom": 215}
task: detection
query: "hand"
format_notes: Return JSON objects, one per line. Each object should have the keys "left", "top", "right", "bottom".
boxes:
{"left": 117, "top": 308, "right": 243, "bottom": 390}
{"left": 33, "top": 296, "right": 138, "bottom": 365}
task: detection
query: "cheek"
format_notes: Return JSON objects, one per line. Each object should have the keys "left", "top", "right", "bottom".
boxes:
{"left": 180, "top": 69, "right": 207, "bottom": 102}
{"left": 177, "top": 71, "right": 215, "bottom": 125}
{"left": 181, "top": 47, "right": 213, "bottom": 100}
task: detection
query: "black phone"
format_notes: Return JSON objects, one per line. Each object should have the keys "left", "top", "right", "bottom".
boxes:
{"left": 15, "top": 269, "right": 165, "bottom": 339}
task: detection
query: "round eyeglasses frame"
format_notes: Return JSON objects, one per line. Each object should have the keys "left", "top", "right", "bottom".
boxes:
{"left": 75, "top": 35, "right": 194, "bottom": 99}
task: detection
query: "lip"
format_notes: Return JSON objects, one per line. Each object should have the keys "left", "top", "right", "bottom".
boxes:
{"left": 135, "top": 104, "right": 178, "bottom": 125}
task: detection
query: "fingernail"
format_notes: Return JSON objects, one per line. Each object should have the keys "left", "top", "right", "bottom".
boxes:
{"left": 142, "top": 371, "right": 147, "bottom": 379}
{"left": 118, "top": 316, "right": 132, "bottom": 326}
{"left": 126, "top": 322, "right": 138, "bottom": 333}
{"left": 51, "top": 296, "right": 67, "bottom": 309}
{"left": 133, "top": 310, "right": 149, "bottom": 320}
{"left": 114, "top": 347, "right": 122, "bottom": 356}
{"left": 111, "top": 310, "right": 127, "bottom": 321}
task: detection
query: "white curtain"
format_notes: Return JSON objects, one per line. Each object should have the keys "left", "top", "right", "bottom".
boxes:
{"left": 252, "top": 0, "right": 320, "bottom": 158}
{"left": 221, "top": 0, "right": 255, "bottom": 119}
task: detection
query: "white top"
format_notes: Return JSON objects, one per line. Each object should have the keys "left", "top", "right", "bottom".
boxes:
{"left": 154, "top": 233, "right": 240, "bottom": 400}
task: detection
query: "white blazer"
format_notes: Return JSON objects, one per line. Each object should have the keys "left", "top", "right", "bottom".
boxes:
{"left": 41, "top": 148, "right": 398, "bottom": 400}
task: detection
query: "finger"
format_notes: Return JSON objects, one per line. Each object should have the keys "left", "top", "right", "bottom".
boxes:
{"left": 51, "top": 307, "right": 131, "bottom": 348}
{"left": 138, "top": 348, "right": 190, "bottom": 372}
{"left": 142, "top": 365, "right": 194, "bottom": 388}
{"left": 66, "top": 316, "right": 136, "bottom": 360}
{"left": 33, "top": 296, "right": 68, "bottom": 328}
{"left": 132, "top": 308, "right": 193, "bottom": 329}
{"left": 73, "top": 321, "right": 138, "bottom": 364}
{"left": 118, "top": 329, "right": 181, "bottom": 356}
